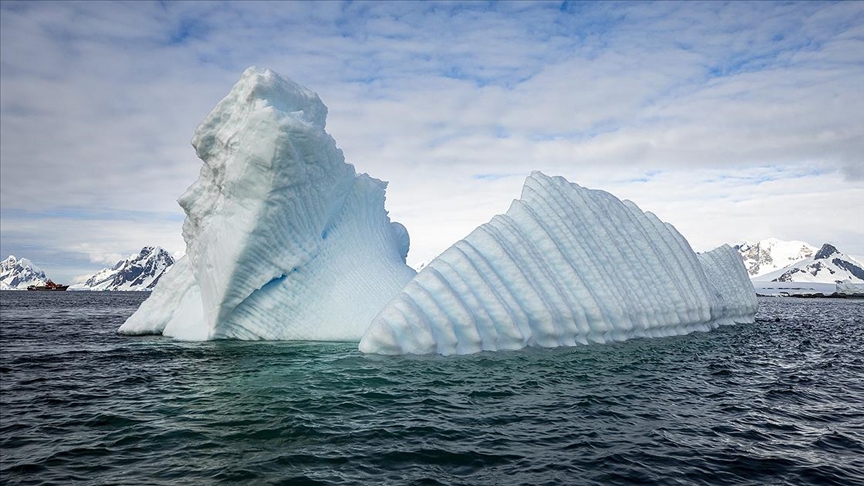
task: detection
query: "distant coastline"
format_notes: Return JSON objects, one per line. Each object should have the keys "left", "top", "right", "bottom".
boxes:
{"left": 752, "top": 281, "right": 864, "bottom": 299}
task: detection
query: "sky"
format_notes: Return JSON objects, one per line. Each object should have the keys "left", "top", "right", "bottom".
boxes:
{"left": 1, "top": 0, "right": 863, "bottom": 284}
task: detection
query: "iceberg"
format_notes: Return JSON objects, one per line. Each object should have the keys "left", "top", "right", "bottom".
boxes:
{"left": 120, "top": 68, "right": 757, "bottom": 354}
{"left": 119, "top": 68, "right": 415, "bottom": 340}
{"left": 837, "top": 280, "right": 864, "bottom": 297}
{"left": 359, "top": 172, "right": 757, "bottom": 355}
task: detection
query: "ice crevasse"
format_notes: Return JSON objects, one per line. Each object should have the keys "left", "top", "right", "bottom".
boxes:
{"left": 120, "top": 67, "right": 757, "bottom": 354}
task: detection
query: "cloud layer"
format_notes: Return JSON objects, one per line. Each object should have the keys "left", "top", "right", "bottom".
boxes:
{"left": 2, "top": 1, "right": 862, "bottom": 282}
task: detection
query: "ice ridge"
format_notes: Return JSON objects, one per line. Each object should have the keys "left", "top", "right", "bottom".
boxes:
{"left": 359, "top": 172, "right": 758, "bottom": 355}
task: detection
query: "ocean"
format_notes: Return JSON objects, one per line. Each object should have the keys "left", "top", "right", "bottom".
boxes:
{"left": 1, "top": 292, "right": 862, "bottom": 485}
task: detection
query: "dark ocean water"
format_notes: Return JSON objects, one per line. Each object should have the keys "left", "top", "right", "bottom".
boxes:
{"left": 1, "top": 292, "right": 862, "bottom": 485}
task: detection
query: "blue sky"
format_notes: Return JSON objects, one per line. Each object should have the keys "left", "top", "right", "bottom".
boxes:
{"left": 1, "top": 1, "right": 862, "bottom": 283}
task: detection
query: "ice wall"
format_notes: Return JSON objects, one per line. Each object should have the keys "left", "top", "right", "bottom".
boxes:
{"left": 697, "top": 245, "right": 759, "bottom": 322}
{"left": 837, "top": 281, "right": 864, "bottom": 297}
{"left": 119, "top": 68, "right": 415, "bottom": 340}
{"left": 359, "top": 172, "right": 758, "bottom": 355}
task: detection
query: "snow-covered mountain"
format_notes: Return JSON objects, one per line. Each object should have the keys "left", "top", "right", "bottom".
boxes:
{"left": 734, "top": 238, "right": 817, "bottom": 278}
{"left": 70, "top": 247, "right": 175, "bottom": 291}
{"left": 752, "top": 243, "right": 864, "bottom": 284}
{"left": 0, "top": 255, "right": 47, "bottom": 290}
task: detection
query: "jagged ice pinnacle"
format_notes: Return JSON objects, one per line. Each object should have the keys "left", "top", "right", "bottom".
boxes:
{"left": 119, "top": 67, "right": 415, "bottom": 340}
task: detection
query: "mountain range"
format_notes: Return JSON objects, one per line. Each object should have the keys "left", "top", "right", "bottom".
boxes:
{"left": 734, "top": 238, "right": 817, "bottom": 278}
{"left": 1, "top": 247, "right": 176, "bottom": 291}
{"left": 735, "top": 239, "right": 864, "bottom": 284}
{"left": 0, "top": 256, "right": 47, "bottom": 290}
{"left": 69, "top": 247, "right": 176, "bottom": 291}
{"left": 2, "top": 238, "right": 861, "bottom": 291}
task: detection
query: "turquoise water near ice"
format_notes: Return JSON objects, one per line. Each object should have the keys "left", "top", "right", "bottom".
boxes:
{"left": 1, "top": 292, "right": 863, "bottom": 484}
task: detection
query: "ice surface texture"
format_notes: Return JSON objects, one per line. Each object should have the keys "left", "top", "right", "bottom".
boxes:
{"left": 359, "top": 173, "right": 757, "bottom": 355}
{"left": 119, "top": 68, "right": 415, "bottom": 340}
{"left": 121, "top": 68, "right": 757, "bottom": 352}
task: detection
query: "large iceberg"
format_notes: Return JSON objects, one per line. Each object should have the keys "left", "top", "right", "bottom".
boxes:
{"left": 120, "top": 68, "right": 757, "bottom": 354}
{"left": 119, "top": 68, "right": 416, "bottom": 340}
{"left": 359, "top": 172, "right": 757, "bottom": 355}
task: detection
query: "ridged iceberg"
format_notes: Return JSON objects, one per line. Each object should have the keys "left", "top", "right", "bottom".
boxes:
{"left": 119, "top": 67, "right": 415, "bottom": 340}
{"left": 120, "top": 68, "right": 757, "bottom": 354}
{"left": 359, "top": 172, "right": 757, "bottom": 355}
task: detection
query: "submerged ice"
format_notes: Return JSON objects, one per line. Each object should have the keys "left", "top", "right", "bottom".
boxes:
{"left": 119, "top": 68, "right": 415, "bottom": 340}
{"left": 121, "top": 68, "right": 757, "bottom": 353}
{"left": 359, "top": 173, "right": 757, "bottom": 355}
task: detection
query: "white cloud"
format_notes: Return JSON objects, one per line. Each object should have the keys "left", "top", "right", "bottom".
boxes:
{"left": 1, "top": 1, "right": 862, "bottom": 281}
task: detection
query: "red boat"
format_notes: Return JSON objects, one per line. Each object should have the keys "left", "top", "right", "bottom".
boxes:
{"left": 27, "top": 280, "right": 69, "bottom": 291}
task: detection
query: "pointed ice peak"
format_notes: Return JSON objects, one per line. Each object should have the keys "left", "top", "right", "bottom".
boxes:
{"left": 814, "top": 243, "right": 839, "bottom": 260}
{"left": 137, "top": 246, "right": 159, "bottom": 258}
{"left": 123, "top": 67, "right": 414, "bottom": 340}
{"left": 192, "top": 67, "right": 328, "bottom": 164}
{"left": 735, "top": 238, "right": 818, "bottom": 278}
{"left": 130, "top": 246, "right": 171, "bottom": 260}
{"left": 1, "top": 254, "right": 47, "bottom": 289}
{"left": 72, "top": 246, "right": 177, "bottom": 291}
{"left": 0, "top": 255, "right": 39, "bottom": 270}
{"left": 132, "top": 246, "right": 172, "bottom": 262}
{"left": 751, "top": 241, "right": 864, "bottom": 284}
{"left": 237, "top": 66, "right": 327, "bottom": 126}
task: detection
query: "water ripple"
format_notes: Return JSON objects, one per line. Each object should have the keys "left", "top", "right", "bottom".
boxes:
{"left": 1, "top": 293, "right": 863, "bottom": 484}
